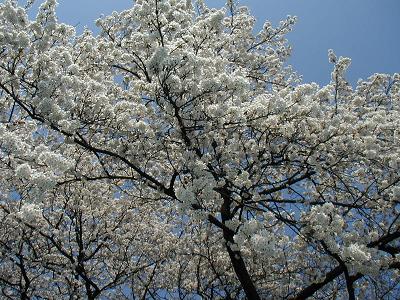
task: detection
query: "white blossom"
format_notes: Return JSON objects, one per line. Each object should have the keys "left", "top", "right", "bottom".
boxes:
{"left": 0, "top": 1, "right": 398, "bottom": 299}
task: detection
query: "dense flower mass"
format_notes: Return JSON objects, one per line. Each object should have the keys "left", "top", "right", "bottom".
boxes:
{"left": 0, "top": 0, "right": 399, "bottom": 299}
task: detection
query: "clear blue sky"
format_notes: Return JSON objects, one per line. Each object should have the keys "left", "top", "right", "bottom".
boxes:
{"left": 30, "top": 0, "right": 400, "bottom": 85}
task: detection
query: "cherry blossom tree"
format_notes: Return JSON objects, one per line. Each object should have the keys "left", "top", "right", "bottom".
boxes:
{"left": 0, "top": 0, "right": 399, "bottom": 299}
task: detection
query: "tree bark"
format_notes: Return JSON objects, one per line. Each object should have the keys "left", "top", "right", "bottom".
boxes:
{"left": 224, "top": 243, "right": 261, "bottom": 300}
{"left": 220, "top": 195, "right": 261, "bottom": 300}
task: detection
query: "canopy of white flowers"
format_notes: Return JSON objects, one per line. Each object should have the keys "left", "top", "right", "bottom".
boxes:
{"left": 0, "top": 0, "right": 399, "bottom": 299}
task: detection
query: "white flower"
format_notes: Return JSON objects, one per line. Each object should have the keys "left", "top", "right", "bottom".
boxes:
{"left": 15, "top": 163, "right": 32, "bottom": 179}
{"left": 328, "top": 49, "right": 337, "bottom": 63}
{"left": 37, "top": 151, "right": 73, "bottom": 173}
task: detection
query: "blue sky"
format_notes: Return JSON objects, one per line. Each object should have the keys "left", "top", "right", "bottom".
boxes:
{"left": 32, "top": 0, "right": 400, "bottom": 85}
